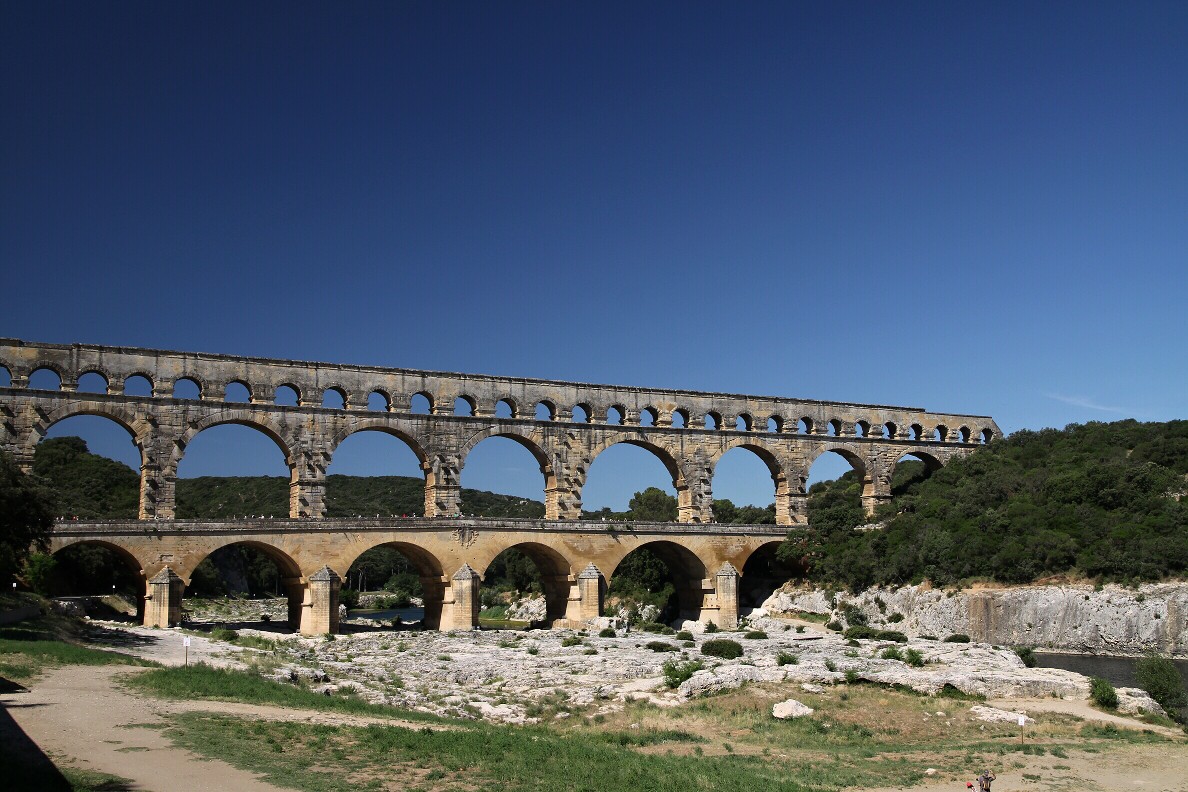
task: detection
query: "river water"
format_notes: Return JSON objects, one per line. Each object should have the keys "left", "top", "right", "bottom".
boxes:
{"left": 1033, "top": 652, "right": 1188, "bottom": 689}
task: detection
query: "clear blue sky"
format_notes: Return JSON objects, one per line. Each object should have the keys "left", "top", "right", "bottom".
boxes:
{"left": 3, "top": 2, "right": 1186, "bottom": 509}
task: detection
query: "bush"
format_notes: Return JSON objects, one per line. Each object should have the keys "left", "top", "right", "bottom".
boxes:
{"left": 701, "top": 638, "right": 743, "bottom": 659}
{"left": 887, "top": 612, "right": 904, "bottom": 623}
{"left": 646, "top": 641, "right": 678, "bottom": 652}
{"left": 776, "top": 651, "right": 798, "bottom": 666}
{"left": 1090, "top": 676, "right": 1118, "bottom": 709}
{"left": 1015, "top": 646, "right": 1037, "bottom": 668}
{"left": 944, "top": 634, "right": 971, "bottom": 643}
{"left": 904, "top": 648, "right": 924, "bottom": 667}
{"left": 339, "top": 588, "right": 360, "bottom": 610}
{"left": 704, "top": 622, "right": 720, "bottom": 634}
{"left": 824, "top": 659, "right": 837, "bottom": 672}
{"left": 1136, "top": 654, "right": 1188, "bottom": 722}
{"left": 662, "top": 659, "right": 703, "bottom": 688}
{"left": 561, "top": 636, "right": 582, "bottom": 647}
{"left": 598, "top": 627, "right": 617, "bottom": 638}
{"left": 825, "top": 621, "right": 842, "bottom": 632}
{"left": 844, "top": 669, "right": 859, "bottom": 684}
{"left": 844, "top": 626, "right": 907, "bottom": 642}
{"left": 675, "top": 630, "right": 694, "bottom": 641}
{"left": 880, "top": 646, "right": 903, "bottom": 661}
{"left": 209, "top": 628, "right": 239, "bottom": 642}
{"left": 744, "top": 630, "right": 768, "bottom": 640}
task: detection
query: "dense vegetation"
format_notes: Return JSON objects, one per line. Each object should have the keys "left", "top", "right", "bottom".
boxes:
{"left": 780, "top": 420, "right": 1188, "bottom": 590}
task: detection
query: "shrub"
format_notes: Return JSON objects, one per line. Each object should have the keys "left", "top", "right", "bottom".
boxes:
{"left": 844, "top": 669, "right": 859, "bottom": 684}
{"left": 646, "top": 641, "right": 678, "bottom": 652}
{"left": 1015, "top": 646, "right": 1037, "bottom": 668}
{"left": 598, "top": 627, "right": 617, "bottom": 638}
{"left": 210, "top": 628, "right": 238, "bottom": 642}
{"left": 795, "top": 625, "right": 805, "bottom": 633}
{"left": 844, "top": 626, "right": 907, "bottom": 642}
{"left": 1136, "top": 654, "right": 1188, "bottom": 722}
{"left": 824, "top": 659, "right": 837, "bottom": 672}
{"left": 1090, "top": 676, "right": 1118, "bottom": 709}
{"left": 887, "top": 612, "right": 904, "bottom": 623}
{"left": 701, "top": 638, "right": 743, "bottom": 659}
{"left": 944, "top": 634, "right": 971, "bottom": 643}
{"left": 662, "top": 659, "right": 703, "bottom": 688}
{"left": 704, "top": 622, "right": 720, "bottom": 634}
{"left": 904, "top": 648, "right": 924, "bottom": 667}
{"left": 338, "top": 588, "right": 360, "bottom": 610}
{"left": 880, "top": 646, "right": 903, "bottom": 661}
{"left": 776, "top": 651, "right": 798, "bottom": 666}
{"left": 744, "top": 630, "right": 768, "bottom": 640}
{"left": 825, "top": 621, "right": 842, "bottom": 632}
{"left": 841, "top": 604, "right": 868, "bottom": 627}
{"left": 675, "top": 630, "right": 694, "bottom": 641}
{"left": 561, "top": 636, "right": 582, "bottom": 647}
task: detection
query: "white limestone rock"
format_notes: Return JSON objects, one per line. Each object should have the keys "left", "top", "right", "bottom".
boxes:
{"left": 969, "top": 705, "right": 1034, "bottom": 725}
{"left": 1115, "top": 687, "right": 1168, "bottom": 717}
{"left": 772, "top": 699, "right": 814, "bottom": 719}
{"left": 506, "top": 596, "right": 547, "bottom": 623}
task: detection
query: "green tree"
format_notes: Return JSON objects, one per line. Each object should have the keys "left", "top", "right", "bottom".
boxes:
{"left": 1135, "top": 654, "right": 1187, "bottom": 722}
{"left": 627, "top": 487, "right": 678, "bottom": 522}
{"left": 0, "top": 452, "right": 57, "bottom": 587}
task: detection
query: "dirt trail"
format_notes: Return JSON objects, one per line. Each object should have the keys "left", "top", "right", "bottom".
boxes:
{"left": 1, "top": 665, "right": 435, "bottom": 792}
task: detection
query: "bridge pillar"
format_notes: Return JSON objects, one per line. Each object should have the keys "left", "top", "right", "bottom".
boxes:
{"left": 420, "top": 575, "right": 445, "bottom": 630}
{"left": 564, "top": 563, "right": 605, "bottom": 624}
{"left": 424, "top": 454, "right": 462, "bottom": 517}
{"left": 300, "top": 566, "right": 341, "bottom": 635}
{"left": 440, "top": 564, "right": 479, "bottom": 631}
{"left": 144, "top": 566, "right": 184, "bottom": 628}
{"left": 710, "top": 562, "right": 740, "bottom": 629}
{"left": 139, "top": 462, "right": 176, "bottom": 520}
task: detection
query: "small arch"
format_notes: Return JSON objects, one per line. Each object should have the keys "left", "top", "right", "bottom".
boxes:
{"left": 322, "top": 387, "right": 347, "bottom": 409}
{"left": 454, "top": 395, "right": 476, "bottom": 417}
{"left": 479, "top": 542, "right": 574, "bottom": 625}
{"left": 0, "top": 365, "right": 11, "bottom": 387}
{"left": 534, "top": 400, "right": 555, "bottom": 421}
{"left": 827, "top": 418, "right": 842, "bottom": 437}
{"left": 797, "top": 417, "right": 813, "bottom": 434}
{"left": 670, "top": 409, "right": 688, "bottom": 428}
{"left": 766, "top": 415, "right": 782, "bottom": 433}
{"left": 495, "top": 398, "right": 516, "bottom": 419}
{"left": 980, "top": 427, "right": 994, "bottom": 444}
{"left": 29, "top": 367, "right": 62, "bottom": 391}
{"left": 606, "top": 405, "right": 624, "bottom": 425}
{"left": 735, "top": 413, "right": 753, "bottom": 432}
{"left": 571, "top": 403, "right": 591, "bottom": 423}
{"left": 410, "top": 392, "right": 433, "bottom": 414}
{"left": 933, "top": 425, "right": 949, "bottom": 442}
{"left": 855, "top": 420, "right": 870, "bottom": 438}
{"left": 367, "top": 391, "right": 391, "bottom": 412}
{"left": 77, "top": 371, "right": 109, "bottom": 394}
{"left": 123, "top": 374, "right": 153, "bottom": 397}
{"left": 274, "top": 384, "right": 300, "bottom": 406}
{"left": 882, "top": 422, "right": 898, "bottom": 439}
{"left": 639, "top": 407, "right": 658, "bottom": 427}
{"left": 959, "top": 425, "right": 972, "bottom": 443}
{"left": 173, "top": 377, "right": 202, "bottom": 400}
{"left": 909, "top": 423, "right": 924, "bottom": 441}
{"left": 609, "top": 541, "right": 708, "bottom": 623}
{"left": 704, "top": 411, "right": 722, "bottom": 430}
{"left": 224, "top": 380, "right": 251, "bottom": 403}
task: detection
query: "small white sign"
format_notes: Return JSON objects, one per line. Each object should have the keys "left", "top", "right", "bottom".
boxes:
{"left": 1018, "top": 715, "right": 1026, "bottom": 726}
{"left": 183, "top": 636, "right": 191, "bottom": 647}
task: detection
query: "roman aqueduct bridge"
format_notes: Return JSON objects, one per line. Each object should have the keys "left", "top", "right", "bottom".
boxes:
{"left": 0, "top": 339, "right": 998, "bottom": 635}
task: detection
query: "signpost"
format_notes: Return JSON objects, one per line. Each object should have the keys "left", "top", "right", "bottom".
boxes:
{"left": 183, "top": 635, "right": 191, "bottom": 666}
{"left": 1018, "top": 714, "right": 1026, "bottom": 745}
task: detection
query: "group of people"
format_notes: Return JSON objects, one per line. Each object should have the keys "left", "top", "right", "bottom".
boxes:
{"left": 967, "top": 770, "right": 995, "bottom": 791}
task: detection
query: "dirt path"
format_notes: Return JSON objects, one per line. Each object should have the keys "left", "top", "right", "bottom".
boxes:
{"left": 0, "top": 665, "right": 437, "bottom": 792}
{"left": 987, "top": 696, "right": 1185, "bottom": 739}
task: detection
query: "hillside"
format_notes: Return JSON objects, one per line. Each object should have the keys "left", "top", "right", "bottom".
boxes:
{"left": 781, "top": 419, "right": 1188, "bottom": 590}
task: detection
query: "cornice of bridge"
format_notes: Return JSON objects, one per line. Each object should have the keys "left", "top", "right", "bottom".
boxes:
{"left": 48, "top": 517, "right": 791, "bottom": 537}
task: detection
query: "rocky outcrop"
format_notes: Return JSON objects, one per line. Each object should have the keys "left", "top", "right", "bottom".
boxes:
{"left": 772, "top": 699, "right": 814, "bottom": 719}
{"left": 762, "top": 582, "right": 1188, "bottom": 656}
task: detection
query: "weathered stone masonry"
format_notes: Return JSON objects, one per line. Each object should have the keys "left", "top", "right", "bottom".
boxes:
{"left": 0, "top": 339, "right": 998, "bottom": 635}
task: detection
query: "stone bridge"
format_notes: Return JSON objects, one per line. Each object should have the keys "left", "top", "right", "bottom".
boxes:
{"left": 1, "top": 338, "right": 999, "bottom": 634}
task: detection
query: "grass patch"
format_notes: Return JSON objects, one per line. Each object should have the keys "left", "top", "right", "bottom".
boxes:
{"left": 0, "top": 620, "right": 153, "bottom": 682}
{"left": 124, "top": 663, "right": 440, "bottom": 722}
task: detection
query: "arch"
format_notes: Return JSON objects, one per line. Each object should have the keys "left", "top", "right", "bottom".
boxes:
{"left": 274, "top": 384, "right": 300, "bottom": 406}
{"left": 608, "top": 540, "right": 708, "bottom": 622}
{"left": 181, "top": 540, "right": 305, "bottom": 628}
{"left": 0, "top": 365, "right": 11, "bottom": 387}
{"left": 341, "top": 539, "right": 446, "bottom": 628}
{"left": 933, "top": 424, "right": 949, "bottom": 442}
{"left": 48, "top": 540, "right": 147, "bottom": 620}
{"left": 586, "top": 438, "right": 685, "bottom": 494}
{"left": 735, "top": 413, "right": 753, "bottom": 432}
{"left": 582, "top": 439, "right": 687, "bottom": 519}
{"left": 77, "top": 371, "right": 109, "bottom": 394}
{"left": 571, "top": 403, "right": 591, "bottom": 423}
{"left": 909, "top": 423, "right": 924, "bottom": 441}
{"left": 639, "top": 406, "right": 658, "bottom": 427}
{"left": 29, "top": 366, "right": 63, "bottom": 391}
{"left": 534, "top": 400, "right": 555, "bottom": 421}
{"left": 890, "top": 451, "right": 944, "bottom": 498}
{"left": 36, "top": 406, "right": 149, "bottom": 478}
{"left": 326, "top": 425, "right": 429, "bottom": 516}
{"left": 459, "top": 429, "right": 555, "bottom": 511}
{"left": 855, "top": 420, "right": 870, "bottom": 438}
{"left": 367, "top": 390, "right": 391, "bottom": 412}
{"left": 173, "top": 411, "right": 293, "bottom": 471}
{"left": 704, "top": 411, "right": 721, "bottom": 430}
{"left": 224, "top": 380, "right": 251, "bottom": 403}
{"left": 806, "top": 444, "right": 867, "bottom": 480}
{"left": 826, "top": 418, "right": 842, "bottom": 437}
{"left": 882, "top": 422, "right": 898, "bottom": 439}
{"left": 454, "top": 394, "right": 476, "bottom": 416}
{"left": 671, "top": 408, "right": 688, "bottom": 429}
{"left": 797, "top": 416, "right": 813, "bottom": 435}
{"left": 959, "top": 425, "right": 972, "bottom": 443}
{"left": 980, "top": 427, "right": 995, "bottom": 444}
{"left": 478, "top": 541, "right": 574, "bottom": 625}
{"left": 410, "top": 392, "right": 433, "bottom": 414}
{"left": 710, "top": 442, "right": 783, "bottom": 523}
{"left": 766, "top": 415, "right": 782, "bottom": 433}
{"left": 739, "top": 540, "right": 798, "bottom": 607}
{"left": 329, "top": 423, "right": 430, "bottom": 469}
{"left": 173, "top": 377, "right": 202, "bottom": 400}
{"left": 322, "top": 387, "right": 347, "bottom": 409}
{"left": 606, "top": 405, "right": 624, "bottom": 425}
{"left": 494, "top": 398, "right": 517, "bottom": 419}
{"left": 123, "top": 374, "right": 153, "bottom": 397}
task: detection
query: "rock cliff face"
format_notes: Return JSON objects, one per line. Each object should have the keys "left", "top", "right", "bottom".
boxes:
{"left": 761, "top": 583, "right": 1188, "bottom": 656}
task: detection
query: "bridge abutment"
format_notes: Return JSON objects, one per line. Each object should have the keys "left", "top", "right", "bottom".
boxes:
{"left": 144, "top": 566, "right": 184, "bottom": 628}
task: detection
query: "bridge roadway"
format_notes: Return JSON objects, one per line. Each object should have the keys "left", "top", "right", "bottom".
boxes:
{"left": 48, "top": 517, "right": 789, "bottom": 634}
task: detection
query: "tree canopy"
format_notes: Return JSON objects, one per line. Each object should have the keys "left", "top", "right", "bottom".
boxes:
{"left": 0, "top": 452, "right": 57, "bottom": 586}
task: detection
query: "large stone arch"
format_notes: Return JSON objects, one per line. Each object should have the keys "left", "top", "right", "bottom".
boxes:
{"left": 173, "top": 410, "right": 294, "bottom": 468}
{"left": 583, "top": 436, "right": 692, "bottom": 519}
{"left": 328, "top": 421, "right": 431, "bottom": 468}
{"left": 474, "top": 540, "right": 575, "bottom": 624}
{"left": 176, "top": 538, "right": 307, "bottom": 629}
{"left": 707, "top": 439, "right": 792, "bottom": 522}
{"left": 458, "top": 425, "right": 560, "bottom": 515}
{"left": 47, "top": 538, "right": 149, "bottom": 620}
{"left": 337, "top": 537, "right": 448, "bottom": 629}
{"left": 607, "top": 539, "right": 707, "bottom": 621}
{"left": 32, "top": 402, "right": 152, "bottom": 463}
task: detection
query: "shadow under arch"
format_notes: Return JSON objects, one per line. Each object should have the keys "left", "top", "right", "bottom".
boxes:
{"left": 340, "top": 540, "right": 447, "bottom": 629}
{"left": 608, "top": 540, "right": 707, "bottom": 623}
{"left": 477, "top": 541, "right": 574, "bottom": 626}
{"left": 889, "top": 449, "right": 945, "bottom": 498}
{"left": 738, "top": 540, "right": 798, "bottom": 609}
{"left": 48, "top": 539, "right": 147, "bottom": 621}
{"left": 806, "top": 444, "right": 873, "bottom": 497}
{"left": 180, "top": 539, "right": 305, "bottom": 629}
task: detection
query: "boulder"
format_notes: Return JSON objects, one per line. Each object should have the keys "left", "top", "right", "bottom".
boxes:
{"left": 772, "top": 699, "right": 814, "bottom": 719}
{"left": 969, "top": 705, "right": 1034, "bottom": 725}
